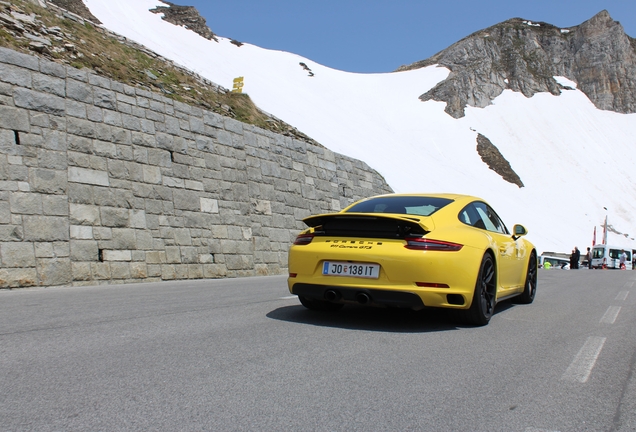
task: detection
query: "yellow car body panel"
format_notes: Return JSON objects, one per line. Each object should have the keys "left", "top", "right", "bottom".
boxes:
{"left": 287, "top": 193, "right": 536, "bottom": 317}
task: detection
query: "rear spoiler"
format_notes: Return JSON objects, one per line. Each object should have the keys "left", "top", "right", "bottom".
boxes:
{"left": 303, "top": 213, "right": 433, "bottom": 239}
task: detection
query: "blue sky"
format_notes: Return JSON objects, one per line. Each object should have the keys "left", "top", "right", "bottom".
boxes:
{"left": 173, "top": 0, "right": 636, "bottom": 73}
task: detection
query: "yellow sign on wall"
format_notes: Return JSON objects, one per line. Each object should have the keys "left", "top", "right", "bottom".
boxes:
{"left": 232, "top": 77, "right": 244, "bottom": 93}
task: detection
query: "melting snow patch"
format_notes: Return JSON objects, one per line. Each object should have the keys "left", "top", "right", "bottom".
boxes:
{"left": 554, "top": 76, "right": 577, "bottom": 89}
{"left": 523, "top": 20, "right": 540, "bottom": 27}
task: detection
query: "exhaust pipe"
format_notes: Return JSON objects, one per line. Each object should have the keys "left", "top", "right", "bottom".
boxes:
{"left": 355, "top": 292, "right": 370, "bottom": 305}
{"left": 324, "top": 290, "right": 340, "bottom": 302}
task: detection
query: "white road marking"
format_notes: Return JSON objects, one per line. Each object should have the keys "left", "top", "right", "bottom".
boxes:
{"left": 525, "top": 428, "right": 560, "bottom": 432}
{"left": 280, "top": 295, "right": 297, "bottom": 300}
{"left": 561, "top": 336, "right": 606, "bottom": 383}
{"left": 600, "top": 306, "right": 621, "bottom": 324}
{"left": 615, "top": 291, "right": 629, "bottom": 301}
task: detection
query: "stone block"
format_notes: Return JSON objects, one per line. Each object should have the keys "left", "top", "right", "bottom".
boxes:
{"left": 161, "top": 264, "right": 176, "bottom": 280}
{"left": 87, "top": 106, "right": 103, "bottom": 122}
{"left": 42, "top": 195, "right": 68, "bottom": 216}
{"left": 174, "top": 228, "right": 192, "bottom": 246}
{"left": 130, "top": 262, "right": 147, "bottom": 279}
{"left": 163, "top": 176, "right": 184, "bottom": 189}
{"left": 200, "top": 197, "right": 219, "bottom": 213}
{"left": 91, "top": 262, "right": 111, "bottom": 280}
{"left": 0, "top": 267, "right": 38, "bottom": 288}
{"left": 70, "top": 203, "right": 100, "bottom": 225}
{"left": 88, "top": 73, "right": 111, "bottom": 89}
{"left": 174, "top": 264, "right": 189, "bottom": 279}
{"left": 71, "top": 262, "right": 92, "bottom": 281}
{"left": 130, "top": 210, "right": 147, "bottom": 229}
{"left": 32, "top": 73, "right": 66, "bottom": 97}
{"left": 14, "top": 88, "right": 65, "bottom": 116}
{"left": 99, "top": 207, "right": 129, "bottom": 228}
{"left": 23, "top": 216, "right": 69, "bottom": 241}
{"left": 122, "top": 113, "right": 141, "bottom": 131}
{"left": 1, "top": 242, "right": 36, "bottom": 267}
{"left": 66, "top": 79, "right": 92, "bottom": 103}
{"left": 52, "top": 242, "right": 69, "bottom": 258}
{"left": 0, "top": 129, "right": 14, "bottom": 147}
{"left": 66, "top": 99, "right": 87, "bottom": 119}
{"left": 10, "top": 192, "right": 43, "bottom": 214}
{"left": 187, "top": 264, "right": 203, "bottom": 279}
{"left": 0, "top": 48, "right": 38, "bottom": 69}
{"left": 40, "top": 60, "right": 66, "bottom": 79}
{"left": 142, "top": 165, "right": 162, "bottom": 184}
{"left": 37, "top": 258, "right": 71, "bottom": 286}
{"left": 173, "top": 190, "right": 200, "bottom": 211}
{"left": 102, "top": 109, "right": 122, "bottom": 127}
{"left": 111, "top": 228, "right": 136, "bottom": 249}
{"left": 94, "top": 140, "right": 117, "bottom": 158}
{"left": 0, "top": 225, "right": 24, "bottom": 241}
{"left": 180, "top": 246, "right": 198, "bottom": 263}
{"left": 148, "top": 149, "right": 172, "bottom": 168}
{"left": 203, "top": 263, "right": 227, "bottom": 278}
{"left": 0, "top": 63, "right": 32, "bottom": 87}
{"left": 34, "top": 243, "right": 55, "bottom": 258}
{"left": 68, "top": 167, "right": 109, "bottom": 186}
{"left": 226, "top": 255, "right": 254, "bottom": 271}
{"left": 93, "top": 87, "right": 117, "bottom": 110}
{"left": 0, "top": 201, "right": 10, "bottom": 222}
{"left": 165, "top": 246, "right": 181, "bottom": 263}
{"left": 65, "top": 66, "right": 87, "bottom": 82}
{"left": 145, "top": 251, "right": 166, "bottom": 264}
{"left": 70, "top": 225, "right": 93, "bottom": 239}
{"left": 103, "top": 250, "right": 132, "bottom": 262}
{"left": 70, "top": 239, "right": 98, "bottom": 261}
{"left": 110, "top": 262, "right": 130, "bottom": 279}
{"left": 135, "top": 230, "right": 154, "bottom": 249}
{"left": 185, "top": 180, "right": 204, "bottom": 191}
{"left": 0, "top": 106, "right": 30, "bottom": 131}
{"left": 147, "top": 264, "right": 161, "bottom": 277}
{"left": 93, "top": 226, "right": 112, "bottom": 240}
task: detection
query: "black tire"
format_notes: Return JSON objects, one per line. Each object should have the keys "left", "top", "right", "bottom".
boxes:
{"left": 461, "top": 253, "right": 497, "bottom": 326}
{"left": 298, "top": 295, "right": 344, "bottom": 312}
{"left": 514, "top": 252, "right": 537, "bottom": 304}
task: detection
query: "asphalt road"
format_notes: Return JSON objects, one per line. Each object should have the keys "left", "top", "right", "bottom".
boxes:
{"left": 1, "top": 269, "right": 635, "bottom": 431}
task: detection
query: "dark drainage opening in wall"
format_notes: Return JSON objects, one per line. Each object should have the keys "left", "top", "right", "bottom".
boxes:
{"left": 170, "top": 151, "right": 174, "bottom": 162}
{"left": 98, "top": 249, "right": 104, "bottom": 262}
{"left": 13, "top": 131, "right": 20, "bottom": 145}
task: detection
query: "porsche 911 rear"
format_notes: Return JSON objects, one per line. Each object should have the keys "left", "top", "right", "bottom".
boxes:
{"left": 287, "top": 213, "right": 483, "bottom": 310}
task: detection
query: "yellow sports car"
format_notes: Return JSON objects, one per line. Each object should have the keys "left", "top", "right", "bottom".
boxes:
{"left": 287, "top": 193, "right": 537, "bottom": 326}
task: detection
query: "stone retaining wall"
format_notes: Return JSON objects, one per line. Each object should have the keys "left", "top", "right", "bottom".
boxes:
{"left": 0, "top": 47, "right": 393, "bottom": 288}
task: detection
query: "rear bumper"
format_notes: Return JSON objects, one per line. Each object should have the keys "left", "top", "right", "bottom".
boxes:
{"left": 291, "top": 282, "right": 426, "bottom": 310}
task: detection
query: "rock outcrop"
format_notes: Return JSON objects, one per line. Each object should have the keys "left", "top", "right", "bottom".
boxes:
{"left": 398, "top": 11, "right": 636, "bottom": 118}
{"left": 47, "top": 0, "right": 101, "bottom": 23}
{"left": 150, "top": 1, "right": 218, "bottom": 42}
{"left": 476, "top": 134, "right": 523, "bottom": 188}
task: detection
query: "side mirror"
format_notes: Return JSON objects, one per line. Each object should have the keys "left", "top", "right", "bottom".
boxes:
{"left": 513, "top": 224, "right": 527, "bottom": 239}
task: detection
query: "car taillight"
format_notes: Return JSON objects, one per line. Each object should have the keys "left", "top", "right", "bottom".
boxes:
{"left": 416, "top": 282, "right": 450, "bottom": 288}
{"left": 293, "top": 233, "right": 314, "bottom": 245}
{"left": 405, "top": 237, "right": 463, "bottom": 251}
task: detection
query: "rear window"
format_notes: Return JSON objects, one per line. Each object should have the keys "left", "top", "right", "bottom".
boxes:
{"left": 345, "top": 196, "right": 453, "bottom": 217}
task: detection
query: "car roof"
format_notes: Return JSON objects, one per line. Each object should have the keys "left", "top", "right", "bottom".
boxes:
{"left": 346, "top": 193, "right": 482, "bottom": 206}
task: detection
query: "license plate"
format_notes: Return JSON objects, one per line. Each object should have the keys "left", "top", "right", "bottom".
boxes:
{"left": 322, "top": 261, "right": 380, "bottom": 278}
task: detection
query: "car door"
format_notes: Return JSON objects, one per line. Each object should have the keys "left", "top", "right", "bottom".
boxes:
{"left": 472, "top": 202, "right": 525, "bottom": 293}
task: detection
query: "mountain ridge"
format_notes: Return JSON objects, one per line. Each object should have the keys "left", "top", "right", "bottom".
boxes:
{"left": 397, "top": 10, "right": 636, "bottom": 118}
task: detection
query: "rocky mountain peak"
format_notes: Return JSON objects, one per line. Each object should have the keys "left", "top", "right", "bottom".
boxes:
{"left": 398, "top": 10, "right": 636, "bottom": 118}
{"left": 150, "top": 1, "right": 218, "bottom": 42}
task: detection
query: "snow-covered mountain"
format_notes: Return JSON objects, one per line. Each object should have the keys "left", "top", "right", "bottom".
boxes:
{"left": 83, "top": 0, "right": 636, "bottom": 254}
